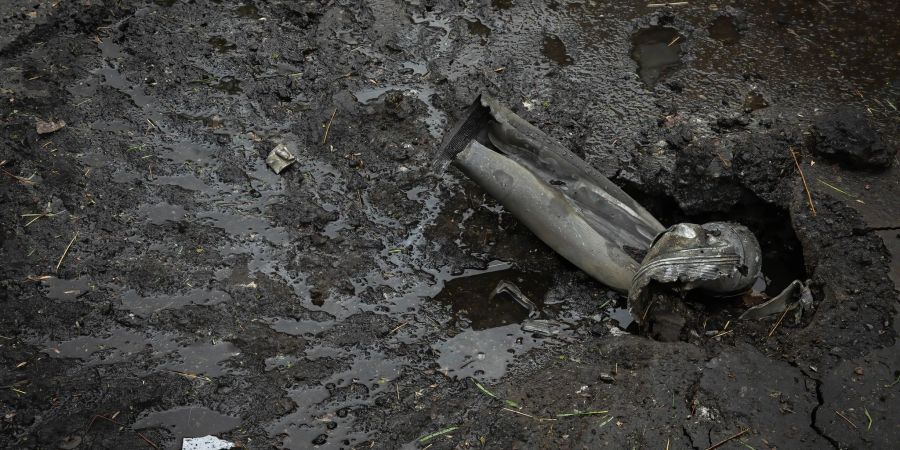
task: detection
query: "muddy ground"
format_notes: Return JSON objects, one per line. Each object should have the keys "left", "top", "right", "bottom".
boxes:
{"left": 1, "top": 1, "right": 898, "bottom": 449}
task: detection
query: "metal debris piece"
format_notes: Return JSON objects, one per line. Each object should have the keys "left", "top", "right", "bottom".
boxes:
{"left": 521, "top": 319, "right": 565, "bottom": 337}
{"left": 433, "top": 94, "right": 664, "bottom": 292}
{"left": 434, "top": 95, "right": 784, "bottom": 339}
{"left": 36, "top": 118, "right": 66, "bottom": 134}
{"left": 629, "top": 222, "right": 762, "bottom": 326}
{"left": 182, "top": 435, "right": 235, "bottom": 450}
{"left": 490, "top": 280, "right": 538, "bottom": 317}
{"left": 740, "top": 279, "right": 812, "bottom": 323}
{"left": 266, "top": 143, "right": 296, "bottom": 173}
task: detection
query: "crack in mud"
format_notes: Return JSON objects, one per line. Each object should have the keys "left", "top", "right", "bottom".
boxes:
{"left": 857, "top": 225, "right": 900, "bottom": 232}
{"left": 805, "top": 370, "right": 840, "bottom": 449}
{"left": 681, "top": 355, "right": 707, "bottom": 450}
{"left": 681, "top": 425, "right": 699, "bottom": 450}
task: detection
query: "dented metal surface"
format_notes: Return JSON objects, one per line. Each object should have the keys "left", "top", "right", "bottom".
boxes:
{"left": 266, "top": 143, "right": 296, "bottom": 174}
{"left": 629, "top": 222, "right": 762, "bottom": 324}
{"left": 434, "top": 94, "right": 665, "bottom": 291}
{"left": 434, "top": 96, "right": 799, "bottom": 333}
{"left": 741, "top": 279, "right": 812, "bottom": 322}
{"left": 521, "top": 319, "right": 567, "bottom": 337}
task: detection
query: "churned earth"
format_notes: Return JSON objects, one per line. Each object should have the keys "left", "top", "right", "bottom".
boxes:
{"left": 1, "top": 1, "right": 898, "bottom": 449}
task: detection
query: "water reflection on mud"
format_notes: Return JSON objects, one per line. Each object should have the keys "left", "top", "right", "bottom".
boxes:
{"left": 631, "top": 26, "right": 685, "bottom": 87}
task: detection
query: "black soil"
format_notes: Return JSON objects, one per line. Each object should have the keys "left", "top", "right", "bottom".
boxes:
{"left": 1, "top": 1, "right": 898, "bottom": 450}
{"left": 811, "top": 107, "right": 895, "bottom": 170}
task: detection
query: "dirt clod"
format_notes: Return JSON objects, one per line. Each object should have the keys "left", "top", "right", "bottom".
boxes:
{"left": 811, "top": 107, "right": 894, "bottom": 170}
{"left": 35, "top": 119, "right": 65, "bottom": 134}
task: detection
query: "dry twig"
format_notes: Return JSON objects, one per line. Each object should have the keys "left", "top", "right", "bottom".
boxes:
{"left": 0, "top": 161, "right": 36, "bottom": 185}
{"left": 388, "top": 322, "right": 408, "bottom": 335}
{"left": 789, "top": 148, "right": 816, "bottom": 216}
{"left": 768, "top": 308, "right": 790, "bottom": 337}
{"left": 322, "top": 109, "right": 337, "bottom": 145}
{"left": 56, "top": 232, "right": 78, "bottom": 271}
{"left": 705, "top": 428, "right": 750, "bottom": 450}
{"left": 835, "top": 410, "right": 858, "bottom": 429}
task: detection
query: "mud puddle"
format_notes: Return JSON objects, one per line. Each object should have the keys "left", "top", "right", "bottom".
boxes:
{"left": 433, "top": 268, "right": 552, "bottom": 330}
{"left": 93, "top": 38, "right": 166, "bottom": 125}
{"left": 268, "top": 353, "right": 404, "bottom": 449}
{"left": 137, "top": 203, "right": 188, "bottom": 225}
{"left": 542, "top": 34, "right": 574, "bottom": 66}
{"left": 234, "top": 3, "right": 261, "bottom": 20}
{"left": 262, "top": 261, "right": 568, "bottom": 446}
{"left": 433, "top": 324, "right": 550, "bottom": 381}
{"left": 429, "top": 266, "right": 575, "bottom": 380}
{"left": 208, "top": 36, "right": 237, "bottom": 54}
{"left": 268, "top": 317, "right": 334, "bottom": 337}
{"left": 133, "top": 406, "right": 241, "bottom": 447}
{"left": 466, "top": 18, "right": 491, "bottom": 44}
{"left": 45, "top": 329, "right": 240, "bottom": 377}
{"left": 45, "top": 329, "right": 148, "bottom": 365}
{"left": 120, "top": 288, "right": 232, "bottom": 317}
{"left": 353, "top": 85, "right": 446, "bottom": 137}
{"left": 41, "top": 276, "right": 93, "bottom": 300}
{"left": 631, "top": 26, "right": 685, "bottom": 87}
{"left": 708, "top": 15, "right": 740, "bottom": 44}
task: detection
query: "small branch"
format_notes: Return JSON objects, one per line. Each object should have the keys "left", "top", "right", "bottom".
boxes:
{"left": 137, "top": 432, "right": 160, "bottom": 450}
{"left": 86, "top": 414, "right": 160, "bottom": 449}
{"left": 768, "top": 308, "right": 790, "bottom": 337}
{"left": 388, "top": 321, "right": 408, "bottom": 335}
{"left": 835, "top": 410, "right": 858, "bottom": 429}
{"left": 705, "top": 428, "right": 750, "bottom": 450}
{"left": 789, "top": 147, "right": 816, "bottom": 216}
{"left": 1, "top": 166, "right": 36, "bottom": 185}
{"left": 712, "top": 329, "right": 733, "bottom": 339}
{"left": 322, "top": 109, "right": 337, "bottom": 145}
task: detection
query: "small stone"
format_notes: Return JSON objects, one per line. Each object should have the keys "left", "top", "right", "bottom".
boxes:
{"left": 854, "top": 367, "right": 864, "bottom": 376}
{"left": 716, "top": 113, "right": 750, "bottom": 129}
{"left": 36, "top": 119, "right": 66, "bottom": 134}
{"left": 58, "top": 436, "right": 82, "bottom": 449}
{"left": 811, "top": 107, "right": 893, "bottom": 170}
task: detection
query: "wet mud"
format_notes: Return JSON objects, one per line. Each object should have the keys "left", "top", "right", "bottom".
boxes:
{"left": 1, "top": 1, "right": 898, "bottom": 450}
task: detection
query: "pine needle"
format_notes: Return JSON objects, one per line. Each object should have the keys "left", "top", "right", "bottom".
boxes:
{"left": 418, "top": 426, "right": 458, "bottom": 443}
{"left": 56, "top": 232, "right": 78, "bottom": 271}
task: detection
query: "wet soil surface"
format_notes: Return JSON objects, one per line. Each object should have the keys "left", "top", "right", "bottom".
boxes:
{"left": 1, "top": 1, "right": 898, "bottom": 449}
